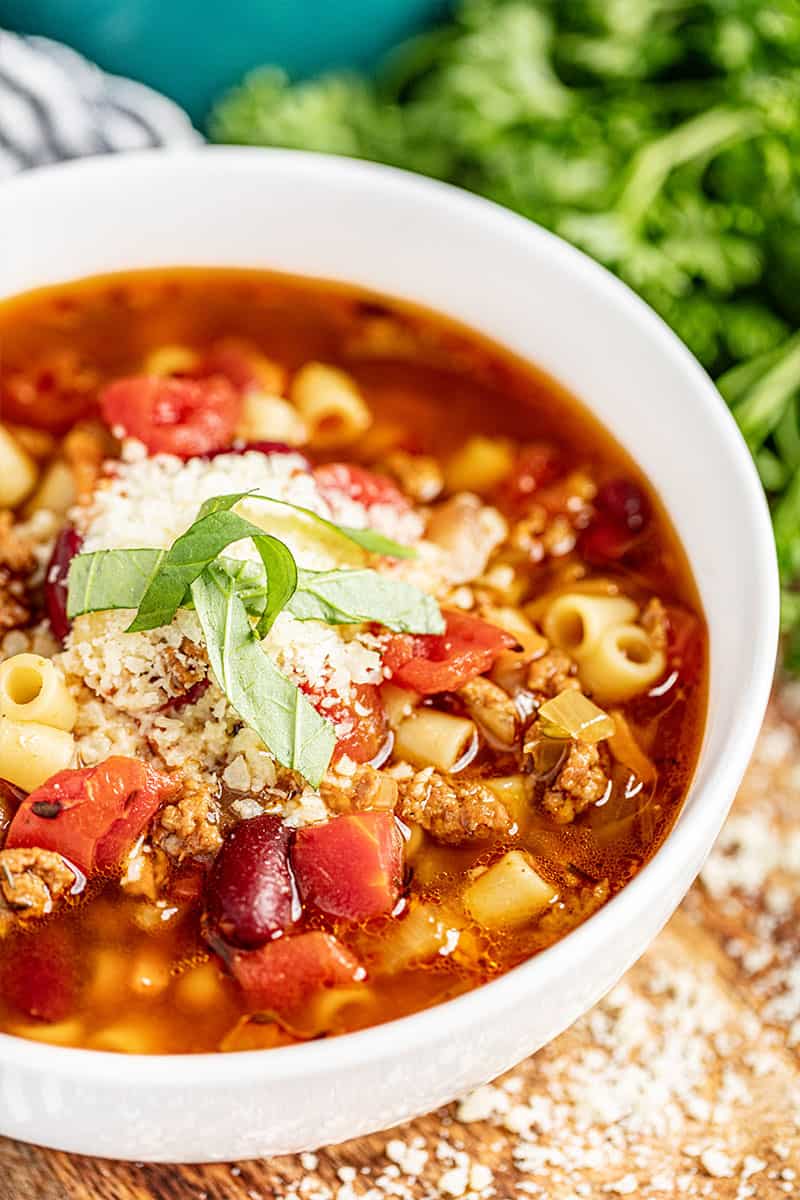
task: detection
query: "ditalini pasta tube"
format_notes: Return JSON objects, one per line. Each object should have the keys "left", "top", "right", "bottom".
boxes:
{"left": 290, "top": 362, "right": 371, "bottom": 447}
{"left": 394, "top": 710, "right": 477, "bottom": 773}
{"left": 542, "top": 593, "right": 638, "bottom": 660}
{"left": 577, "top": 623, "right": 666, "bottom": 703}
{"left": 0, "top": 654, "right": 78, "bottom": 731}
{"left": 0, "top": 425, "right": 38, "bottom": 508}
{"left": 0, "top": 717, "right": 74, "bottom": 792}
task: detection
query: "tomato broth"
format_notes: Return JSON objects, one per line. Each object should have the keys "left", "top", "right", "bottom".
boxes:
{"left": 0, "top": 270, "right": 706, "bottom": 1053}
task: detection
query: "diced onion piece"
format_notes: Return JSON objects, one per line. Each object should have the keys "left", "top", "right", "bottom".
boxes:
{"left": 23, "top": 460, "right": 76, "bottom": 517}
{"left": 236, "top": 393, "right": 308, "bottom": 446}
{"left": 394, "top": 709, "right": 477, "bottom": 773}
{"left": 464, "top": 850, "right": 557, "bottom": 929}
{"left": 290, "top": 362, "right": 371, "bottom": 448}
{"left": 0, "top": 653, "right": 77, "bottom": 731}
{"left": 0, "top": 426, "right": 37, "bottom": 508}
{"left": 607, "top": 710, "right": 657, "bottom": 783}
{"left": 0, "top": 717, "right": 74, "bottom": 792}
{"left": 443, "top": 435, "right": 515, "bottom": 495}
{"left": 537, "top": 691, "right": 615, "bottom": 743}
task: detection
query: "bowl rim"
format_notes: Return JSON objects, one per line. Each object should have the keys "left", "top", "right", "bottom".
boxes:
{"left": 0, "top": 146, "right": 780, "bottom": 1084}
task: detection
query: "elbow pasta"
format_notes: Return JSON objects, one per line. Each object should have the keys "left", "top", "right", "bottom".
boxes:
{"left": 290, "top": 362, "right": 371, "bottom": 447}
{"left": 0, "top": 425, "right": 38, "bottom": 508}
{"left": 0, "top": 654, "right": 77, "bottom": 731}
{"left": 0, "top": 717, "right": 74, "bottom": 792}
{"left": 577, "top": 622, "right": 666, "bottom": 703}
{"left": 394, "top": 709, "right": 477, "bottom": 773}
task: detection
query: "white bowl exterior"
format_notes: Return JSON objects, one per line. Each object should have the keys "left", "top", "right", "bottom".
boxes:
{"left": 0, "top": 149, "right": 778, "bottom": 1161}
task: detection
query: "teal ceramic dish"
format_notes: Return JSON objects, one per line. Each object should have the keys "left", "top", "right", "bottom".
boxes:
{"left": 0, "top": 0, "right": 447, "bottom": 123}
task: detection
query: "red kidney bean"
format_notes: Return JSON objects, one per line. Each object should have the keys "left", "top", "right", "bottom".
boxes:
{"left": 205, "top": 814, "right": 295, "bottom": 948}
{"left": 580, "top": 479, "right": 650, "bottom": 563}
{"left": 44, "top": 526, "right": 83, "bottom": 641}
{"left": 596, "top": 479, "right": 649, "bottom": 534}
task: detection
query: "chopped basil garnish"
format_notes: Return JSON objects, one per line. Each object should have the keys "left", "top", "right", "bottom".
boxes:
{"left": 288, "top": 567, "right": 444, "bottom": 634}
{"left": 191, "top": 564, "right": 335, "bottom": 787}
{"left": 126, "top": 493, "right": 297, "bottom": 637}
{"left": 65, "top": 490, "right": 439, "bottom": 783}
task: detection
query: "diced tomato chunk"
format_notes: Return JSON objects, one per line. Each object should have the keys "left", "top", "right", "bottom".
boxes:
{"left": 229, "top": 931, "right": 363, "bottom": 1014}
{"left": 303, "top": 682, "right": 387, "bottom": 765}
{"left": 0, "top": 351, "right": 98, "bottom": 434}
{"left": 100, "top": 374, "right": 242, "bottom": 458}
{"left": 314, "top": 462, "right": 409, "bottom": 512}
{"left": 187, "top": 337, "right": 285, "bottom": 396}
{"left": 6, "top": 757, "right": 177, "bottom": 876}
{"left": 0, "top": 924, "right": 76, "bottom": 1022}
{"left": 44, "top": 526, "right": 83, "bottom": 642}
{"left": 664, "top": 605, "right": 704, "bottom": 687}
{"left": 383, "top": 610, "right": 515, "bottom": 694}
{"left": 292, "top": 812, "right": 404, "bottom": 921}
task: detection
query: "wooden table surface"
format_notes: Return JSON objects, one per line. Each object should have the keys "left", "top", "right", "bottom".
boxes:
{"left": 2, "top": 695, "right": 799, "bottom": 1200}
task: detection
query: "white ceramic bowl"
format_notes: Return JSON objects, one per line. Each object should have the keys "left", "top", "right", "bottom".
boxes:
{"left": 0, "top": 149, "right": 778, "bottom": 1162}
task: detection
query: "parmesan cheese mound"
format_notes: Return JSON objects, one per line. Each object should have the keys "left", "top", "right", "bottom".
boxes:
{"left": 60, "top": 444, "right": 421, "bottom": 826}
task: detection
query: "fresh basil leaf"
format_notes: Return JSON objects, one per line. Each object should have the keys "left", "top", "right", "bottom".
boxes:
{"left": 336, "top": 526, "right": 415, "bottom": 559}
{"left": 288, "top": 567, "right": 444, "bottom": 634}
{"left": 127, "top": 495, "right": 297, "bottom": 636}
{"left": 195, "top": 490, "right": 257, "bottom": 520}
{"left": 235, "top": 492, "right": 416, "bottom": 561}
{"left": 191, "top": 564, "right": 335, "bottom": 786}
{"left": 67, "top": 548, "right": 165, "bottom": 619}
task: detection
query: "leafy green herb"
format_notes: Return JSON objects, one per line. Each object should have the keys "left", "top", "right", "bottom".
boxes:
{"left": 67, "top": 549, "right": 165, "bottom": 620}
{"left": 127, "top": 494, "right": 297, "bottom": 637}
{"left": 191, "top": 564, "right": 335, "bottom": 786}
{"left": 231, "top": 492, "right": 416, "bottom": 561}
{"left": 288, "top": 567, "right": 444, "bottom": 633}
{"left": 65, "top": 490, "right": 441, "bottom": 784}
{"left": 209, "top": 0, "right": 800, "bottom": 667}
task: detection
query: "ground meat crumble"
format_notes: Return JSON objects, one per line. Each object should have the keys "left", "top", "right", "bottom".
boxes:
{"left": 541, "top": 739, "right": 611, "bottom": 824}
{"left": 152, "top": 771, "right": 223, "bottom": 861}
{"left": 0, "top": 847, "right": 75, "bottom": 921}
{"left": 397, "top": 768, "right": 512, "bottom": 845}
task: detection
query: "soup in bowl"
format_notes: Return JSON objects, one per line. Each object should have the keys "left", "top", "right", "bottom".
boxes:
{"left": 0, "top": 149, "right": 777, "bottom": 1160}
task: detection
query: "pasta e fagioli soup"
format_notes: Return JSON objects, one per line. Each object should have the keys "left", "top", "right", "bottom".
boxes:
{"left": 0, "top": 269, "right": 706, "bottom": 1054}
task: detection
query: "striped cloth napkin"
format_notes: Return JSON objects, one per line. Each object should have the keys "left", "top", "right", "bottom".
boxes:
{"left": 0, "top": 30, "right": 199, "bottom": 178}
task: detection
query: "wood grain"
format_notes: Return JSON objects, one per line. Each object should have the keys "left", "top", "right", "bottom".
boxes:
{"left": 2, "top": 699, "right": 799, "bottom": 1199}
